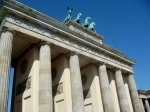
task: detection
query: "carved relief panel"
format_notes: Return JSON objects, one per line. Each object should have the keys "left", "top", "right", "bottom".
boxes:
{"left": 16, "top": 77, "right": 31, "bottom": 95}
{"left": 83, "top": 89, "right": 91, "bottom": 99}
{"left": 52, "top": 83, "right": 63, "bottom": 96}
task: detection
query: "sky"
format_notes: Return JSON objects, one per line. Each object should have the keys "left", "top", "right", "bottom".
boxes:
{"left": 11, "top": 0, "right": 150, "bottom": 89}
{"left": 8, "top": 68, "right": 14, "bottom": 112}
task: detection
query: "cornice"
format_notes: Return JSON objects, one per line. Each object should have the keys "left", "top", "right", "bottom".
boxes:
{"left": 0, "top": 28, "right": 16, "bottom": 36}
{"left": 138, "top": 90, "right": 150, "bottom": 99}
{"left": 138, "top": 90, "right": 150, "bottom": 94}
{"left": 1, "top": 0, "right": 64, "bottom": 26}
{"left": 101, "top": 43, "right": 136, "bottom": 63}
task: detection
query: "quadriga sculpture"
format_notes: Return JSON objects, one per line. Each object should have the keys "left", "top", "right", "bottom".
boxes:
{"left": 74, "top": 13, "right": 82, "bottom": 24}
{"left": 82, "top": 17, "right": 91, "bottom": 28}
{"left": 88, "top": 22, "right": 96, "bottom": 32}
{"left": 63, "top": 6, "right": 73, "bottom": 23}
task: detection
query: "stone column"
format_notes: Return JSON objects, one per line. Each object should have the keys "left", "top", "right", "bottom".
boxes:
{"left": 115, "top": 68, "right": 130, "bottom": 112}
{"left": 128, "top": 74, "right": 142, "bottom": 112}
{"left": 0, "top": 29, "right": 15, "bottom": 112}
{"left": 145, "top": 99, "right": 150, "bottom": 112}
{"left": 99, "top": 63, "right": 115, "bottom": 112}
{"left": 39, "top": 42, "right": 53, "bottom": 112}
{"left": 139, "top": 99, "right": 145, "bottom": 112}
{"left": 69, "top": 51, "right": 85, "bottom": 112}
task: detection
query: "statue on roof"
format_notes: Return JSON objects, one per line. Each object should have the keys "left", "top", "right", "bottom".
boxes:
{"left": 82, "top": 17, "right": 91, "bottom": 28}
{"left": 88, "top": 22, "right": 96, "bottom": 32}
{"left": 63, "top": 6, "right": 73, "bottom": 23}
{"left": 74, "top": 13, "right": 82, "bottom": 24}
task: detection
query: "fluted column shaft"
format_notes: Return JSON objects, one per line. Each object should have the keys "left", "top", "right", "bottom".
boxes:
{"left": 69, "top": 51, "right": 85, "bottom": 112}
{"left": 99, "top": 63, "right": 115, "bottom": 112}
{"left": 115, "top": 69, "right": 130, "bottom": 112}
{"left": 145, "top": 99, "right": 150, "bottom": 112}
{"left": 128, "top": 74, "right": 142, "bottom": 112}
{"left": 0, "top": 29, "right": 15, "bottom": 112}
{"left": 39, "top": 42, "right": 52, "bottom": 112}
{"left": 139, "top": 99, "right": 145, "bottom": 112}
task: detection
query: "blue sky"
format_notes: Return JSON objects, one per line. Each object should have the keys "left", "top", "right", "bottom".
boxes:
{"left": 8, "top": 68, "right": 14, "bottom": 112}
{"left": 16, "top": 0, "right": 149, "bottom": 89}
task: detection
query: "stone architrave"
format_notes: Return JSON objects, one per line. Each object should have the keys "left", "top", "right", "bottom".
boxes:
{"left": 115, "top": 68, "right": 130, "bottom": 112}
{"left": 0, "top": 29, "right": 15, "bottom": 112}
{"left": 39, "top": 41, "right": 53, "bottom": 112}
{"left": 128, "top": 74, "right": 142, "bottom": 112}
{"left": 98, "top": 63, "right": 115, "bottom": 112}
{"left": 145, "top": 99, "right": 150, "bottom": 112}
{"left": 69, "top": 51, "right": 85, "bottom": 112}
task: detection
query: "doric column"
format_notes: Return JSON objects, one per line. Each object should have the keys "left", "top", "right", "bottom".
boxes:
{"left": 99, "top": 63, "right": 115, "bottom": 112}
{"left": 128, "top": 74, "right": 142, "bottom": 112}
{"left": 0, "top": 29, "right": 15, "bottom": 112}
{"left": 139, "top": 99, "right": 145, "bottom": 112}
{"left": 69, "top": 51, "right": 85, "bottom": 112}
{"left": 115, "top": 68, "right": 130, "bottom": 112}
{"left": 145, "top": 99, "right": 150, "bottom": 112}
{"left": 39, "top": 41, "right": 53, "bottom": 112}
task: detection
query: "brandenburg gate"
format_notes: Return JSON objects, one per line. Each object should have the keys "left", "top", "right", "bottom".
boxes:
{"left": 0, "top": 0, "right": 143, "bottom": 112}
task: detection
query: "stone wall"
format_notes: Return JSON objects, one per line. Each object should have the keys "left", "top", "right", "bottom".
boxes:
{"left": 14, "top": 46, "right": 39, "bottom": 112}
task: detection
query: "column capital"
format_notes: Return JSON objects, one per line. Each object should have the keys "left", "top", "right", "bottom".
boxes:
{"left": 67, "top": 51, "right": 79, "bottom": 57}
{"left": 115, "top": 67, "right": 121, "bottom": 71}
{"left": 98, "top": 62, "right": 107, "bottom": 66}
{"left": 39, "top": 40, "right": 52, "bottom": 47}
{"left": 127, "top": 72, "right": 134, "bottom": 76}
{"left": 0, "top": 28, "right": 16, "bottom": 36}
{"left": 108, "top": 67, "right": 121, "bottom": 73}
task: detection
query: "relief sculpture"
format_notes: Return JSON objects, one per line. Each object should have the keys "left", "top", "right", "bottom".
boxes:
{"left": 83, "top": 89, "right": 91, "bottom": 99}
{"left": 52, "top": 83, "right": 63, "bottom": 96}
{"left": 16, "top": 77, "right": 31, "bottom": 95}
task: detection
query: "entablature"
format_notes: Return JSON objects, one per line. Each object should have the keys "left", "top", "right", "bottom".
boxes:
{"left": 138, "top": 90, "right": 150, "bottom": 99}
{"left": 0, "top": 0, "right": 136, "bottom": 72}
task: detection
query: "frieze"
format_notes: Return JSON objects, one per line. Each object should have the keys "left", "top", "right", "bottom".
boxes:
{"left": 8, "top": 15, "right": 54, "bottom": 37}
{"left": 6, "top": 15, "right": 132, "bottom": 69}
{"left": 6, "top": 0, "right": 64, "bottom": 29}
